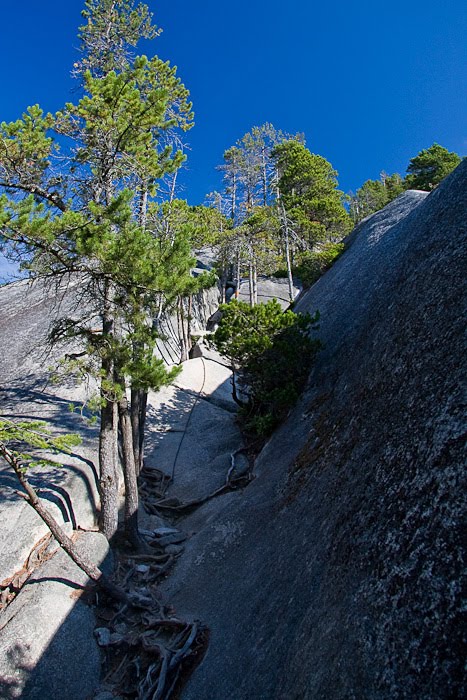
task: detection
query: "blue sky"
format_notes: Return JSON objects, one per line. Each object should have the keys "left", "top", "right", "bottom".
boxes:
{"left": 0, "top": 0, "right": 465, "bottom": 211}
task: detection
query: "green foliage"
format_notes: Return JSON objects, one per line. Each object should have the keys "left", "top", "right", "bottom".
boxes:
{"left": 78, "top": 0, "right": 159, "bottom": 78}
{"left": 0, "top": 418, "right": 81, "bottom": 471}
{"left": 219, "top": 124, "right": 302, "bottom": 222}
{"left": 349, "top": 172, "right": 404, "bottom": 222}
{"left": 153, "top": 199, "right": 229, "bottom": 250}
{"left": 0, "top": 0, "right": 202, "bottom": 406}
{"left": 272, "top": 140, "right": 351, "bottom": 245}
{"left": 349, "top": 145, "right": 462, "bottom": 224}
{"left": 404, "top": 143, "right": 461, "bottom": 191}
{"left": 384, "top": 172, "right": 406, "bottom": 201}
{"left": 294, "top": 242, "right": 344, "bottom": 287}
{"left": 0, "top": 0, "right": 210, "bottom": 540}
{"left": 212, "top": 300, "right": 321, "bottom": 436}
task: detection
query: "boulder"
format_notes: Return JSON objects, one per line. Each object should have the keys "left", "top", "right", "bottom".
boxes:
{"left": 237, "top": 275, "right": 300, "bottom": 309}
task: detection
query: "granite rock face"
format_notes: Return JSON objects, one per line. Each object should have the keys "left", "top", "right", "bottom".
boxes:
{"left": 0, "top": 265, "right": 239, "bottom": 697}
{"left": 162, "top": 163, "right": 466, "bottom": 699}
{"left": 0, "top": 532, "right": 111, "bottom": 700}
{"left": 0, "top": 277, "right": 101, "bottom": 583}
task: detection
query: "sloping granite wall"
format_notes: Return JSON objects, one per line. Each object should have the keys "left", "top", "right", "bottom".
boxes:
{"left": 161, "top": 162, "right": 466, "bottom": 699}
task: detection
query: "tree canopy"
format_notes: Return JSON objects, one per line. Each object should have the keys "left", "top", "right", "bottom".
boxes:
{"left": 405, "top": 143, "right": 461, "bottom": 191}
{"left": 273, "top": 139, "right": 351, "bottom": 245}
{"left": 349, "top": 143, "right": 461, "bottom": 222}
{"left": 349, "top": 172, "right": 405, "bottom": 222}
{"left": 0, "top": 0, "right": 211, "bottom": 544}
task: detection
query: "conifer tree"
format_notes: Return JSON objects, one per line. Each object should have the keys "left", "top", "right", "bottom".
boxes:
{"left": 404, "top": 143, "right": 461, "bottom": 191}
{"left": 349, "top": 172, "right": 404, "bottom": 222}
{"left": 272, "top": 140, "right": 351, "bottom": 247}
{"left": 215, "top": 124, "right": 302, "bottom": 304}
{"left": 0, "top": 0, "right": 201, "bottom": 545}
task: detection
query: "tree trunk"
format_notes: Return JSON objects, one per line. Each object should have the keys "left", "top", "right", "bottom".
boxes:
{"left": 235, "top": 249, "right": 241, "bottom": 299}
{"left": 98, "top": 279, "right": 119, "bottom": 539}
{"left": 220, "top": 272, "right": 227, "bottom": 304}
{"left": 231, "top": 370, "right": 247, "bottom": 408}
{"left": 130, "top": 386, "right": 147, "bottom": 475}
{"left": 187, "top": 294, "right": 193, "bottom": 347}
{"left": 117, "top": 387, "right": 144, "bottom": 551}
{"left": 281, "top": 203, "right": 295, "bottom": 303}
{"left": 1, "top": 443, "right": 129, "bottom": 603}
{"left": 248, "top": 260, "right": 254, "bottom": 308}
{"left": 99, "top": 399, "right": 119, "bottom": 539}
{"left": 139, "top": 185, "right": 148, "bottom": 230}
{"left": 231, "top": 172, "right": 237, "bottom": 225}
{"left": 253, "top": 262, "right": 258, "bottom": 306}
{"left": 178, "top": 296, "right": 190, "bottom": 362}
{"left": 261, "top": 150, "right": 268, "bottom": 206}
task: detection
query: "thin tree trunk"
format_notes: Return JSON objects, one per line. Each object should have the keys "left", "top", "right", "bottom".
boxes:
{"left": 130, "top": 387, "right": 147, "bottom": 475}
{"left": 253, "top": 262, "right": 258, "bottom": 306}
{"left": 139, "top": 185, "right": 148, "bottom": 230}
{"left": 231, "top": 371, "right": 246, "bottom": 408}
{"left": 130, "top": 387, "right": 142, "bottom": 471}
{"left": 261, "top": 150, "right": 268, "bottom": 206}
{"left": 220, "top": 272, "right": 226, "bottom": 304}
{"left": 231, "top": 172, "right": 237, "bottom": 225}
{"left": 187, "top": 294, "right": 193, "bottom": 347}
{"left": 169, "top": 169, "right": 178, "bottom": 203}
{"left": 281, "top": 203, "right": 295, "bottom": 303}
{"left": 248, "top": 259, "right": 254, "bottom": 308}
{"left": 130, "top": 182, "right": 150, "bottom": 477}
{"left": 117, "top": 387, "right": 144, "bottom": 551}
{"left": 98, "top": 279, "right": 119, "bottom": 539}
{"left": 235, "top": 248, "right": 241, "bottom": 299}
{"left": 178, "top": 296, "right": 189, "bottom": 362}
{"left": 138, "top": 391, "right": 148, "bottom": 470}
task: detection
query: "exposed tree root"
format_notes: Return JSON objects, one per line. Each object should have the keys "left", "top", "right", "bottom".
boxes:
{"left": 94, "top": 553, "right": 209, "bottom": 699}
{"left": 0, "top": 533, "right": 53, "bottom": 614}
{"left": 93, "top": 446, "right": 252, "bottom": 697}
{"left": 140, "top": 446, "right": 254, "bottom": 517}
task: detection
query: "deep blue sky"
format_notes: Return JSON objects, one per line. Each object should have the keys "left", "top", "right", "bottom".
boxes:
{"left": 0, "top": 0, "right": 465, "bottom": 206}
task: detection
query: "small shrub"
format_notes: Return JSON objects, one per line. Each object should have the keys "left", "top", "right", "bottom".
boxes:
{"left": 271, "top": 268, "right": 288, "bottom": 279}
{"left": 294, "top": 242, "right": 344, "bottom": 287}
{"left": 212, "top": 299, "right": 321, "bottom": 437}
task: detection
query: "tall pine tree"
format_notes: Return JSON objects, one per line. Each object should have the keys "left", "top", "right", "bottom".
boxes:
{"left": 0, "top": 0, "right": 202, "bottom": 546}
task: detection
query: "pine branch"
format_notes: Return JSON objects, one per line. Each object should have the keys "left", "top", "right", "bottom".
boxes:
{"left": 0, "top": 180, "right": 66, "bottom": 212}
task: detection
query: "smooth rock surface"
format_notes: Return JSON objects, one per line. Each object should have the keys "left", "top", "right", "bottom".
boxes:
{"left": 237, "top": 275, "right": 300, "bottom": 309}
{"left": 0, "top": 531, "right": 111, "bottom": 700}
{"left": 144, "top": 356, "right": 242, "bottom": 503}
{"left": 0, "top": 278, "right": 101, "bottom": 584}
{"left": 0, "top": 258, "right": 233, "bottom": 697}
{"left": 162, "top": 163, "right": 466, "bottom": 699}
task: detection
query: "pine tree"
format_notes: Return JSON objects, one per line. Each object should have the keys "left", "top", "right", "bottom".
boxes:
{"left": 0, "top": 0, "right": 199, "bottom": 546}
{"left": 212, "top": 300, "right": 321, "bottom": 436}
{"left": 349, "top": 172, "right": 404, "bottom": 223}
{"left": 404, "top": 143, "right": 461, "bottom": 191}
{"left": 215, "top": 124, "right": 302, "bottom": 304}
{"left": 272, "top": 140, "right": 351, "bottom": 247}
